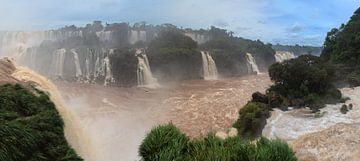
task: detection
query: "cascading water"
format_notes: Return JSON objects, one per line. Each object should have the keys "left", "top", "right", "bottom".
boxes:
{"left": 129, "top": 30, "right": 147, "bottom": 44}
{"left": 71, "top": 49, "right": 83, "bottom": 78}
{"left": 201, "top": 51, "right": 218, "bottom": 80}
{"left": 10, "top": 66, "right": 96, "bottom": 161}
{"left": 104, "top": 50, "right": 115, "bottom": 86}
{"left": 136, "top": 49, "right": 159, "bottom": 88}
{"left": 96, "top": 31, "right": 112, "bottom": 42}
{"left": 51, "top": 48, "right": 66, "bottom": 79}
{"left": 85, "top": 57, "right": 90, "bottom": 80}
{"left": 275, "top": 51, "right": 295, "bottom": 62}
{"left": 245, "top": 53, "right": 260, "bottom": 74}
{"left": 185, "top": 33, "right": 210, "bottom": 44}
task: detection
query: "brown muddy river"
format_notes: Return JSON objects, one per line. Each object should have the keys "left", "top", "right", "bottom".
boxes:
{"left": 57, "top": 74, "right": 271, "bottom": 161}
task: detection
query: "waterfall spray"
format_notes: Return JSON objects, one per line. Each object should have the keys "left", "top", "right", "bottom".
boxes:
{"left": 245, "top": 53, "right": 260, "bottom": 74}
{"left": 275, "top": 51, "right": 295, "bottom": 62}
{"left": 11, "top": 66, "right": 97, "bottom": 161}
{"left": 201, "top": 51, "right": 218, "bottom": 80}
{"left": 51, "top": 48, "right": 66, "bottom": 79}
{"left": 71, "top": 49, "right": 83, "bottom": 78}
{"left": 104, "top": 49, "right": 115, "bottom": 86}
{"left": 136, "top": 49, "right": 159, "bottom": 88}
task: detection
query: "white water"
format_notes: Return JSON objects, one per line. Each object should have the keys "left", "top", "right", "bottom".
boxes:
{"left": 136, "top": 49, "right": 159, "bottom": 88}
{"left": 104, "top": 52, "right": 115, "bottom": 86}
{"left": 85, "top": 57, "right": 90, "bottom": 80}
{"left": 51, "top": 48, "right": 66, "bottom": 78}
{"left": 245, "top": 53, "right": 260, "bottom": 74}
{"left": 184, "top": 32, "right": 209, "bottom": 44}
{"left": 11, "top": 66, "right": 96, "bottom": 161}
{"left": 275, "top": 51, "right": 295, "bottom": 62}
{"left": 71, "top": 49, "right": 83, "bottom": 78}
{"left": 263, "top": 87, "right": 360, "bottom": 141}
{"left": 96, "top": 31, "right": 112, "bottom": 42}
{"left": 129, "top": 30, "right": 147, "bottom": 44}
{"left": 201, "top": 51, "right": 218, "bottom": 80}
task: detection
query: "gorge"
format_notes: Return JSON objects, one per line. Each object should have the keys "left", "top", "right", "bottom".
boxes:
{"left": 1, "top": 5, "right": 358, "bottom": 160}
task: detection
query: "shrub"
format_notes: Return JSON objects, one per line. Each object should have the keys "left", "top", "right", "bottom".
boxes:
{"left": 139, "top": 124, "right": 297, "bottom": 161}
{"left": 233, "top": 102, "right": 269, "bottom": 139}
{"left": 340, "top": 104, "right": 349, "bottom": 114}
{"left": 0, "top": 84, "right": 82, "bottom": 161}
{"left": 186, "top": 134, "right": 251, "bottom": 161}
{"left": 139, "top": 123, "right": 189, "bottom": 161}
{"left": 252, "top": 137, "right": 297, "bottom": 161}
{"left": 268, "top": 55, "right": 342, "bottom": 110}
{"left": 347, "top": 71, "right": 360, "bottom": 87}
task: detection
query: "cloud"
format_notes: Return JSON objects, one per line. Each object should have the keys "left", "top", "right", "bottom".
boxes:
{"left": 286, "top": 23, "right": 305, "bottom": 33}
{"left": 0, "top": 0, "right": 358, "bottom": 45}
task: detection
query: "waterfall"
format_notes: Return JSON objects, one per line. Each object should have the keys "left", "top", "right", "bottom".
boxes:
{"left": 275, "top": 51, "right": 295, "bottom": 62}
{"left": 11, "top": 66, "right": 96, "bottom": 160}
{"left": 85, "top": 57, "right": 90, "bottom": 80}
{"left": 129, "top": 30, "right": 147, "bottom": 44}
{"left": 245, "top": 53, "right": 260, "bottom": 74}
{"left": 136, "top": 49, "right": 159, "bottom": 88}
{"left": 103, "top": 50, "right": 115, "bottom": 86}
{"left": 71, "top": 49, "right": 83, "bottom": 77}
{"left": 51, "top": 48, "right": 66, "bottom": 78}
{"left": 201, "top": 51, "right": 218, "bottom": 80}
{"left": 96, "top": 31, "right": 112, "bottom": 42}
{"left": 184, "top": 32, "right": 209, "bottom": 44}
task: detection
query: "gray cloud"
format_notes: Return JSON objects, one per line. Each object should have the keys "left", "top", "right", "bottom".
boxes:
{"left": 286, "top": 23, "right": 305, "bottom": 33}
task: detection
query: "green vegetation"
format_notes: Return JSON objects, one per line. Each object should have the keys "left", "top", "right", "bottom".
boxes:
{"left": 340, "top": 104, "right": 349, "bottom": 114}
{"left": 139, "top": 124, "right": 296, "bottom": 161}
{"left": 233, "top": 55, "right": 344, "bottom": 138}
{"left": 321, "top": 7, "right": 360, "bottom": 87}
{"left": 202, "top": 27, "right": 276, "bottom": 76}
{"left": 147, "top": 30, "right": 202, "bottom": 81}
{"left": 109, "top": 48, "right": 138, "bottom": 87}
{"left": 0, "top": 84, "right": 82, "bottom": 161}
{"left": 139, "top": 124, "right": 189, "bottom": 161}
{"left": 233, "top": 102, "right": 269, "bottom": 139}
{"left": 268, "top": 55, "right": 342, "bottom": 110}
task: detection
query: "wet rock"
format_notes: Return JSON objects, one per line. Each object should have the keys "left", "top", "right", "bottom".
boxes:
{"left": 252, "top": 92, "right": 268, "bottom": 103}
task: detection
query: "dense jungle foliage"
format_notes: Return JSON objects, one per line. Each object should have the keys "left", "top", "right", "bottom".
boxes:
{"left": 321, "top": 7, "right": 360, "bottom": 86}
{"left": 0, "top": 84, "right": 82, "bottom": 161}
{"left": 139, "top": 123, "right": 296, "bottom": 161}
{"left": 147, "top": 30, "right": 203, "bottom": 81}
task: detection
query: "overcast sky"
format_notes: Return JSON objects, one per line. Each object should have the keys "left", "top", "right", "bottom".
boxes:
{"left": 0, "top": 0, "right": 358, "bottom": 46}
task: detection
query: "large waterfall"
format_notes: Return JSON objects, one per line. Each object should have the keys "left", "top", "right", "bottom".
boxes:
{"left": 136, "top": 49, "right": 158, "bottom": 88}
{"left": 96, "top": 31, "right": 113, "bottom": 42}
{"left": 10, "top": 65, "right": 95, "bottom": 160}
{"left": 51, "top": 48, "right": 66, "bottom": 79}
{"left": 71, "top": 49, "right": 83, "bottom": 78}
{"left": 275, "top": 51, "right": 295, "bottom": 62}
{"left": 245, "top": 53, "right": 260, "bottom": 74}
{"left": 201, "top": 51, "right": 218, "bottom": 80}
